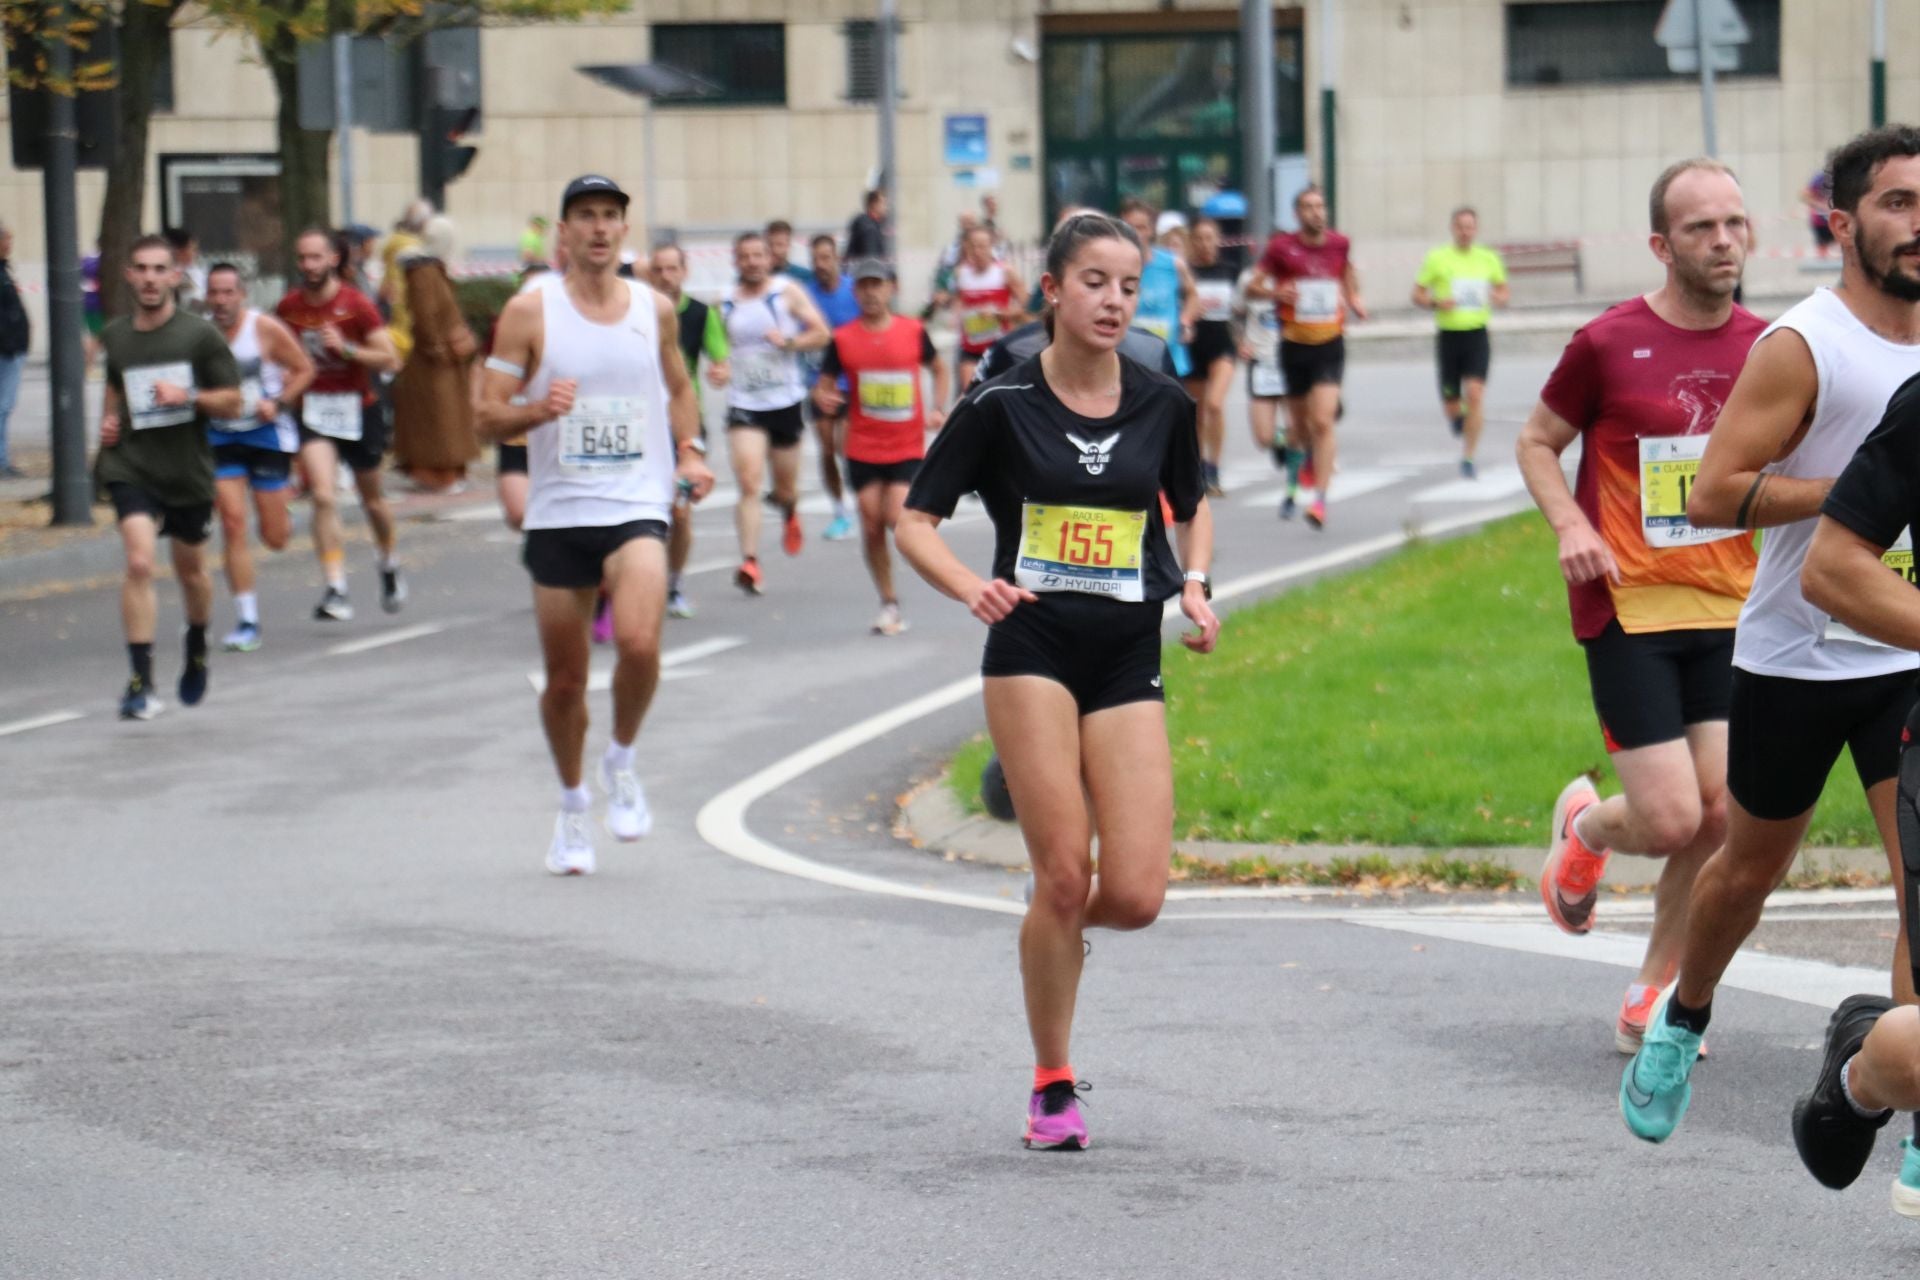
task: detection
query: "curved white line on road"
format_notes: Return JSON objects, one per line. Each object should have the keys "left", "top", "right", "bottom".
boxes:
{"left": 694, "top": 503, "right": 1529, "bottom": 917}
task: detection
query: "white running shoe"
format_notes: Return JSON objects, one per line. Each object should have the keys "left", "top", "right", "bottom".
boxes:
{"left": 872, "top": 601, "right": 908, "bottom": 637}
{"left": 599, "top": 755, "right": 653, "bottom": 842}
{"left": 546, "top": 809, "right": 597, "bottom": 875}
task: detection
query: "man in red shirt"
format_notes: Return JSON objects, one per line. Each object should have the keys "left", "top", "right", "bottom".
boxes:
{"left": 275, "top": 227, "right": 403, "bottom": 621}
{"left": 1254, "top": 185, "right": 1367, "bottom": 529}
{"left": 1514, "top": 159, "right": 1762, "bottom": 1051}
{"left": 812, "top": 259, "right": 949, "bottom": 635}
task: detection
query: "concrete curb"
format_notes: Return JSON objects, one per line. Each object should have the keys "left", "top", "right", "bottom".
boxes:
{"left": 901, "top": 778, "right": 1891, "bottom": 889}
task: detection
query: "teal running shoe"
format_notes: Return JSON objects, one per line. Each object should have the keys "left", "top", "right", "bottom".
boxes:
{"left": 1894, "top": 1137, "right": 1920, "bottom": 1218}
{"left": 1621, "top": 989, "right": 1703, "bottom": 1143}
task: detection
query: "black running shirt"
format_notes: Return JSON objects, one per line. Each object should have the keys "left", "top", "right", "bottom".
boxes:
{"left": 907, "top": 353, "right": 1202, "bottom": 603}
{"left": 1824, "top": 372, "right": 1920, "bottom": 551}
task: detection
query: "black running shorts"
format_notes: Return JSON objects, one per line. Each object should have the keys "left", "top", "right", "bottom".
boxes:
{"left": 1437, "top": 328, "right": 1492, "bottom": 400}
{"left": 496, "top": 443, "right": 528, "bottom": 476}
{"left": 107, "top": 481, "right": 213, "bottom": 544}
{"left": 1187, "top": 320, "right": 1237, "bottom": 371}
{"left": 1580, "top": 621, "right": 1734, "bottom": 753}
{"left": 1728, "top": 666, "right": 1917, "bottom": 820}
{"left": 1280, "top": 336, "right": 1345, "bottom": 397}
{"left": 846, "top": 457, "right": 921, "bottom": 491}
{"left": 1893, "top": 702, "right": 1920, "bottom": 993}
{"left": 727, "top": 403, "right": 806, "bottom": 449}
{"left": 983, "top": 592, "right": 1165, "bottom": 717}
{"left": 298, "top": 399, "right": 391, "bottom": 474}
{"left": 522, "top": 519, "right": 669, "bottom": 590}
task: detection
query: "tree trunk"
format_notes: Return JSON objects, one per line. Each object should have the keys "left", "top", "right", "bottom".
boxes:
{"left": 267, "top": 25, "right": 331, "bottom": 281}
{"left": 98, "top": 0, "right": 183, "bottom": 319}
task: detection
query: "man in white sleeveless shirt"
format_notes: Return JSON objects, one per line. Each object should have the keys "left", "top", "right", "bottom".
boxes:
{"left": 722, "top": 231, "right": 829, "bottom": 596}
{"left": 1621, "top": 129, "right": 1920, "bottom": 1144}
{"left": 476, "top": 176, "right": 714, "bottom": 876}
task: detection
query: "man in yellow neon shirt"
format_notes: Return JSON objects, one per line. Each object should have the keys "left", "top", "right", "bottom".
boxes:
{"left": 1414, "top": 207, "right": 1508, "bottom": 478}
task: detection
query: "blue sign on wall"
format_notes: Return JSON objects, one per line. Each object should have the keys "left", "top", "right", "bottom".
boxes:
{"left": 943, "top": 114, "right": 989, "bottom": 167}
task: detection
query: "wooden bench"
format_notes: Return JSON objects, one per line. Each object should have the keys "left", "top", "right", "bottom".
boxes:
{"left": 1497, "top": 240, "right": 1583, "bottom": 294}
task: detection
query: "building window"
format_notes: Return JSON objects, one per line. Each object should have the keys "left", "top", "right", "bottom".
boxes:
{"left": 1505, "top": 0, "right": 1780, "bottom": 87}
{"left": 651, "top": 23, "right": 786, "bottom": 106}
{"left": 153, "top": 27, "right": 175, "bottom": 113}
{"left": 844, "top": 20, "right": 877, "bottom": 103}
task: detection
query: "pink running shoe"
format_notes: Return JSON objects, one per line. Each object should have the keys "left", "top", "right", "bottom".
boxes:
{"left": 591, "top": 593, "right": 613, "bottom": 646}
{"left": 1542, "top": 775, "right": 1609, "bottom": 935}
{"left": 1617, "top": 983, "right": 1709, "bottom": 1058}
{"left": 1024, "top": 1080, "right": 1090, "bottom": 1151}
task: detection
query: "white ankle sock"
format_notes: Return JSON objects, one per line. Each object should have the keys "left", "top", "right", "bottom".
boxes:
{"left": 560, "top": 784, "right": 591, "bottom": 813}
{"left": 1841, "top": 1056, "right": 1890, "bottom": 1118}
{"left": 234, "top": 592, "right": 259, "bottom": 625}
{"left": 1572, "top": 807, "right": 1602, "bottom": 851}
{"left": 604, "top": 741, "right": 635, "bottom": 772}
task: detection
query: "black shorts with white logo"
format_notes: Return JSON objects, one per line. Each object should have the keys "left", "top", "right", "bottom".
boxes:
{"left": 982, "top": 592, "right": 1165, "bottom": 717}
{"left": 107, "top": 481, "right": 213, "bottom": 544}
{"left": 298, "top": 399, "right": 391, "bottom": 474}
{"left": 1728, "top": 666, "right": 1917, "bottom": 820}
{"left": 522, "top": 519, "right": 669, "bottom": 590}
{"left": 727, "top": 403, "right": 806, "bottom": 449}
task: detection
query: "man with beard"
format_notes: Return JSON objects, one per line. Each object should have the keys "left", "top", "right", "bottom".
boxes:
{"left": 276, "top": 227, "right": 404, "bottom": 622}
{"left": 95, "top": 235, "right": 244, "bottom": 719}
{"left": 1517, "top": 159, "right": 1763, "bottom": 1062}
{"left": 1620, "top": 128, "right": 1920, "bottom": 1147}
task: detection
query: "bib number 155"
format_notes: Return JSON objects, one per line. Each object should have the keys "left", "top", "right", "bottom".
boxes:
{"left": 1056, "top": 520, "right": 1117, "bottom": 567}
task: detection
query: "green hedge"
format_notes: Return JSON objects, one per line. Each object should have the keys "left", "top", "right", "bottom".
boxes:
{"left": 454, "top": 276, "right": 520, "bottom": 341}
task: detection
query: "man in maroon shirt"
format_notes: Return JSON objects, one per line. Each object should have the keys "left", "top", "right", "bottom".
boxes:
{"left": 1514, "top": 159, "right": 1761, "bottom": 1053}
{"left": 276, "top": 227, "right": 403, "bottom": 621}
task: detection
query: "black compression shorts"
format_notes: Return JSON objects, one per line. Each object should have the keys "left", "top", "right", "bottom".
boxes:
{"left": 298, "top": 400, "right": 390, "bottom": 474}
{"left": 1437, "top": 328, "right": 1492, "bottom": 400}
{"left": 1187, "top": 320, "right": 1237, "bottom": 371}
{"left": 522, "top": 519, "right": 668, "bottom": 590}
{"left": 982, "top": 592, "right": 1165, "bottom": 716}
{"left": 107, "top": 481, "right": 212, "bottom": 544}
{"left": 1580, "top": 621, "right": 1734, "bottom": 753}
{"left": 1728, "top": 667, "right": 1917, "bottom": 820}
{"left": 727, "top": 404, "right": 805, "bottom": 449}
{"left": 846, "top": 457, "right": 921, "bottom": 491}
{"left": 1281, "top": 336, "right": 1345, "bottom": 397}
{"left": 496, "top": 443, "right": 528, "bottom": 476}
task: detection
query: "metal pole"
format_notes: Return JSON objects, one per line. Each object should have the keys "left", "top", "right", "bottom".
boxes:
{"left": 1694, "top": 0, "right": 1718, "bottom": 156}
{"left": 45, "top": 0, "right": 90, "bottom": 527}
{"left": 876, "top": 0, "right": 897, "bottom": 202}
{"left": 332, "top": 32, "right": 355, "bottom": 225}
{"left": 1318, "top": 0, "right": 1337, "bottom": 223}
{"left": 643, "top": 98, "right": 659, "bottom": 249}
{"left": 1241, "top": 0, "right": 1276, "bottom": 247}
{"left": 1872, "top": 0, "right": 1888, "bottom": 128}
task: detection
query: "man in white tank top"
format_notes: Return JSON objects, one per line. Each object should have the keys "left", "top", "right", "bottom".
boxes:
{"left": 721, "top": 231, "right": 829, "bottom": 595}
{"left": 204, "top": 265, "right": 312, "bottom": 654}
{"left": 475, "top": 175, "right": 714, "bottom": 877}
{"left": 1621, "top": 130, "right": 1920, "bottom": 1148}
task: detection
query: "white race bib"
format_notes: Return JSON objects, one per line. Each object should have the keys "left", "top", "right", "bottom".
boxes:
{"left": 856, "top": 370, "right": 917, "bottom": 423}
{"left": 1196, "top": 281, "right": 1234, "bottom": 322}
{"left": 212, "top": 377, "right": 264, "bottom": 433}
{"left": 1826, "top": 529, "right": 1916, "bottom": 648}
{"left": 1293, "top": 278, "right": 1341, "bottom": 324}
{"left": 1450, "top": 277, "right": 1491, "bottom": 311}
{"left": 124, "top": 362, "right": 197, "bottom": 431}
{"left": 1250, "top": 360, "right": 1285, "bottom": 398}
{"left": 304, "top": 391, "right": 364, "bottom": 442}
{"left": 1638, "top": 435, "right": 1740, "bottom": 549}
{"left": 558, "top": 396, "right": 644, "bottom": 475}
{"left": 735, "top": 346, "right": 791, "bottom": 395}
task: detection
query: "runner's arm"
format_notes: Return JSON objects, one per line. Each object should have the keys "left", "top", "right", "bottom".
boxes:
{"left": 1004, "top": 268, "right": 1030, "bottom": 323}
{"left": 1342, "top": 260, "right": 1368, "bottom": 322}
{"left": 926, "top": 331, "right": 951, "bottom": 425}
{"left": 1687, "top": 328, "right": 1828, "bottom": 529}
{"left": 259, "top": 315, "right": 315, "bottom": 408}
{"left": 785, "top": 286, "right": 832, "bottom": 353}
{"left": 1516, "top": 399, "right": 1618, "bottom": 585}
{"left": 345, "top": 325, "right": 400, "bottom": 375}
{"left": 193, "top": 330, "right": 246, "bottom": 420}
{"left": 1804, "top": 520, "right": 1920, "bottom": 649}
{"left": 99, "top": 383, "right": 124, "bottom": 447}
{"left": 472, "top": 293, "right": 558, "bottom": 444}
{"left": 658, "top": 292, "right": 714, "bottom": 499}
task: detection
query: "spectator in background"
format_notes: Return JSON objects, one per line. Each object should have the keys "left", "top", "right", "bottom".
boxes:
{"left": 380, "top": 199, "right": 433, "bottom": 362}
{"left": 0, "top": 220, "right": 27, "bottom": 476}
{"left": 165, "top": 227, "right": 207, "bottom": 313}
{"left": 1801, "top": 168, "right": 1835, "bottom": 257}
{"left": 930, "top": 210, "right": 981, "bottom": 306}
{"left": 764, "top": 221, "right": 813, "bottom": 284}
{"left": 980, "top": 192, "right": 1000, "bottom": 239}
{"left": 845, "top": 189, "right": 890, "bottom": 261}
{"left": 390, "top": 214, "right": 477, "bottom": 494}
{"left": 337, "top": 225, "right": 379, "bottom": 296}
{"left": 518, "top": 215, "right": 550, "bottom": 266}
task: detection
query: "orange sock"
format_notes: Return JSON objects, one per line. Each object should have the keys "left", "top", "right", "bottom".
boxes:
{"left": 1034, "top": 1064, "right": 1076, "bottom": 1091}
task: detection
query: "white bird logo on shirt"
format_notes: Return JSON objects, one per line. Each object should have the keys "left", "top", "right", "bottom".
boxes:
{"left": 1067, "top": 432, "right": 1121, "bottom": 476}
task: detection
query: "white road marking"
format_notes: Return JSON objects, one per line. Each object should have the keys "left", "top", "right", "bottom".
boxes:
{"left": 1413, "top": 465, "right": 1530, "bottom": 504}
{"left": 681, "top": 557, "right": 740, "bottom": 578}
{"left": 528, "top": 635, "right": 746, "bottom": 693}
{"left": 1235, "top": 464, "right": 1418, "bottom": 508}
{"left": 0, "top": 709, "right": 85, "bottom": 738}
{"left": 326, "top": 622, "right": 449, "bottom": 657}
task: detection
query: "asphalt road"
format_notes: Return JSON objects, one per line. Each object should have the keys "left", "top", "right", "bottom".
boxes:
{"left": 4, "top": 351, "right": 1915, "bottom": 1277}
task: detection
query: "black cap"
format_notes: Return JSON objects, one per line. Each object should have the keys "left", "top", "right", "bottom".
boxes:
{"left": 849, "top": 258, "right": 894, "bottom": 282}
{"left": 560, "top": 175, "right": 631, "bottom": 217}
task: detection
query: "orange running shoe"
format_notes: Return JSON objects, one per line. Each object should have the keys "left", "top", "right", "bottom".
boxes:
{"left": 1542, "top": 776, "right": 1609, "bottom": 934}
{"left": 734, "top": 558, "right": 764, "bottom": 596}
{"left": 782, "top": 508, "right": 804, "bottom": 557}
{"left": 1304, "top": 498, "right": 1327, "bottom": 529}
{"left": 1618, "top": 983, "right": 1708, "bottom": 1057}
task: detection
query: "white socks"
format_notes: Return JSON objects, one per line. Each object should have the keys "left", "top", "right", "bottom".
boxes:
{"left": 560, "top": 784, "right": 591, "bottom": 814}
{"left": 1572, "top": 806, "right": 1602, "bottom": 852}
{"left": 604, "top": 741, "right": 635, "bottom": 773}
{"left": 1841, "top": 1056, "right": 1890, "bottom": 1118}
{"left": 234, "top": 592, "right": 259, "bottom": 625}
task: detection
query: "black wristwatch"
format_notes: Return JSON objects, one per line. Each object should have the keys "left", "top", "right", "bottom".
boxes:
{"left": 1183, "top": 570, "right": 1212, "bottom": 600}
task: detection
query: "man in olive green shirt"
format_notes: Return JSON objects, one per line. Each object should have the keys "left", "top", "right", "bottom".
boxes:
{"left": 96, "top": 234, "right": 243, "bottom": 720}
{"left": 1413, "top": 207, "right": 1509, "bottom": 478}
